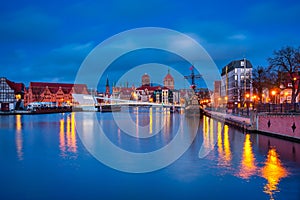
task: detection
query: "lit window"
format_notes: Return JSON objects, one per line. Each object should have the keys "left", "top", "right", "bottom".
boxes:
{"left": 235, "top": 75, "right": 237, "bottom": 80}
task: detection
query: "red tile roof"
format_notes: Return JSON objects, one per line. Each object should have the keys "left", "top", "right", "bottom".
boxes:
{"left": 164, "top": 73, "right": 174, "bottom": 80}
{"left": 29, "top": 82, "right": 88, "bottom": 94}
{"left": 5, "top": 79, "right": 25, "bottom": 94}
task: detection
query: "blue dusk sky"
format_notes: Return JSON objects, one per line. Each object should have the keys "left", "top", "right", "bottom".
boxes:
{"left": 1, "top": 0, "right": 300, "bottom": 91}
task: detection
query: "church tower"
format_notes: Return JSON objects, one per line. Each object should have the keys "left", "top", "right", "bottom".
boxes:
{"left": 105, "top": 76, "right": 110, "bottom": 95}
{"left": 142, "top": 73, "right": 150, "bottom": 86}
{"left": 163, "top": 69, "right": 174, "bottom": 90}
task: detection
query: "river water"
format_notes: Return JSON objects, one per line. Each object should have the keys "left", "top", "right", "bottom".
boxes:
{"left": 0, "top": 107, "right": 299, "bottom": 200}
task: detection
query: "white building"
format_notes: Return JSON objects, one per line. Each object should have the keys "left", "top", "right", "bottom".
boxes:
{"left": 0, "top": 77, "right": 25, "bottom": 111}
{"left": 221, "top": 59, "right": 253, "bottom": 106}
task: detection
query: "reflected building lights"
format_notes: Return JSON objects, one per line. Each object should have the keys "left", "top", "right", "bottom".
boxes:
{"left": 15, "top": 115, "right": 23, "bottom": 161}
{"left": 238, "top": 134, "right": 257, "bottom": 179}
{"left": 59, "top": 113, "right": 77, "bottom": 157}
{"left": 203, "top": 116, "right": 210, "bottom": 150}
{"left": 217, "top": 121, "right": 224, "bottom": 158}
{"left": 223, "top": 125, "right": 231, "bottom": 164}
{"left": 202, "top": 116, "right": 216, "bottom": 154}
{"left": 217, "top": 123, "right": 232, "bottom": 167}
{"left": 209, "top": 117, "right": 214, "bottom": 148}
{"left": 59, "top": 118, "right": 66, "bottom": 154}
{"left": 70, "top": 113, "right": 77, "bottom": 153}
{"left": 261, "top": 148, "right": 288, "bottom": 200}
{"left": 136, "top": 107, "right": 139, "bottom": 137}
{"left": 149, "top": 107, "right": 153, "bottom": 134}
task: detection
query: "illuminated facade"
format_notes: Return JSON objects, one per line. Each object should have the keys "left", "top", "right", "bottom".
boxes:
{"left": 0, "top": 77, "right": 25, "bottom": 111}
{"left": 112, "top": 85, "right": 136, "bottom": 100}
{"left": 221, "top": 59, "right": 253, "bottom": 106}
{"left": 24, "top": 82, "right": 89, "bottom": 106}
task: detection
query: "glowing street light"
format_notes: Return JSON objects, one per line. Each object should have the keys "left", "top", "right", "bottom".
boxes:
{"left": 271, "top": 90, "right": 276, "bottom": 104}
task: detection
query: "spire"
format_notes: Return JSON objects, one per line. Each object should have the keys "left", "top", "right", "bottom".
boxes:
{"left": 168, "top": 68, "right": 170, "bottom": 74}
{"left": 106, "top": 76, "right": 109, "bottom": 87}
{"left": 105, "top": 76, "right": 110, "bottom": 95}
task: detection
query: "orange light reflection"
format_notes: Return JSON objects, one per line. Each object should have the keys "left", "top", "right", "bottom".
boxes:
{"left": 15, "top": 115, "right": 23, "bottom": 160}
{"left": 223, "top": 125, "right": 231, "bottom": 164}
{"left": 238, "top": 134, "right": 257, "bottom": 179}
{"left": 261, "top": 148, "right": 288, "bottom": 200}
{"left": 59, "top": 113, "right": 77, "bottom": 157}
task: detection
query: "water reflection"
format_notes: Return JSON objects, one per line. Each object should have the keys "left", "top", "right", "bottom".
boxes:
{"left": 149, "top": 107, "right": 153, "bottom": 134}
{"left": 200, "top": 116, "right": 218, "bottom": 159}
{"left": 217, "top": 123, "right": 232, "bottom": 167}
{"left": 59, "top": 113, "right": 77, "bottom": 158}
{"left": 15, "top": 115, "right": 23, "bottom": 160}
{"left": 261, "top": 148, "right": 289, "bottom": 200}
{"left": 238, "top": 134, "right": 257, "bottom": 179}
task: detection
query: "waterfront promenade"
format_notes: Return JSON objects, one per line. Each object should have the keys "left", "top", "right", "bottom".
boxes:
{"left": 203, "top": 108, "right": 300, "bottom": 142}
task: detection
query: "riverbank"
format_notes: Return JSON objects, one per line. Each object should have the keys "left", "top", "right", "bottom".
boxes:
{"left": 202, "top": 109, "right": 251, "bottom": 131}
{"left": 203, "top": 109, "right": 300, "bottom": 143}
{"left": 0, "top": 107, "right": 73, "bottom": 115}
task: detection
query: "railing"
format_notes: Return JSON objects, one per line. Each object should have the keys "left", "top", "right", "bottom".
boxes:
{"left": 206, "top": 103, "right": 300, "bottom": 117}
{"left": 256, "top": 103, "right": 300, "bottom": 113}
{"left": 205, "top": 107, "right": 251, "bottom": 117}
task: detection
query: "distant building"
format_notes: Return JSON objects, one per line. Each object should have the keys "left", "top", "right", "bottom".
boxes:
{"left": 142, "top": 73, "right": 150, "bottom": 86}
{"left": 0, "top": 77, "right": 25, "bottom": 111}
{"left": 135, "top": 85, "right": 161, "bottom": 102}
{"left": 24, "top": 82, "right": 89, "bottom": 106}
{"left": 112, "top": 85, "right": 136, "bottom": 100}
{"left": 278, "top": 72, "right": 300, "bottom": 103}
{"left": 221, "top": 59, "right": 253, "bottom": 107}
{"left": 213, "top": 81, "right": 221, "bottom": 107}
{"left": 163, "top": 69, "right": 174, "bottom": 90}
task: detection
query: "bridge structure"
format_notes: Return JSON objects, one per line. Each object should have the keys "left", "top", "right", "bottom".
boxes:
{"left": 93, "top": 96, "right": 185, "bottom": 108}
{"left": 72, "top": 94, "right": 185, "bottom": 111}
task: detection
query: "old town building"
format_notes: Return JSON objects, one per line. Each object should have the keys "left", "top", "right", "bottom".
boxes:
{"left": 24, "top": 82, "right": 89, "bottom": 106}
{"left": 0, "top": 77, "right": 25, "bottom": 111}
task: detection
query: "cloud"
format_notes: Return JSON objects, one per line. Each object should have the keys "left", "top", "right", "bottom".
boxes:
{"left": 228, "top": 34, "right": 247, "bottom": 41}
{"left": 44, "top": 42, "right": 95, "bottom": 66}
{"left": 7, "top": 42, "right": 96, "bottom": 85}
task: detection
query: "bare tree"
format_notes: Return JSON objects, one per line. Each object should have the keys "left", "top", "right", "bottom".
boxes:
{"left": 252, "top": 66, "right": 268, "bottom": 101}
{"left": 268, "top": 46, "right": 300, "bottom": 104}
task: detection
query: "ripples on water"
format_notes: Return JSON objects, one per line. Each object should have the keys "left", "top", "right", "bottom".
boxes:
{"left": 0, "top": 108, "right": 299, "bottom": 200}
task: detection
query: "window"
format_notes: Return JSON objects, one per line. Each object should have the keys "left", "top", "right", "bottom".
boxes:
{"left": 241, "top": 76, "right": 244, "bottom": 80}
{"left": 235, "top": 75, "right": 237, "bottom": 80}
{"left": 235, "top": 68, "right": 238, "bottom": 73}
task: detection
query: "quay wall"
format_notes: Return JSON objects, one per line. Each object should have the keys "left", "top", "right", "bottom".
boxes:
{"left": 256, "top": 114, "right": 300, "bottom": 140}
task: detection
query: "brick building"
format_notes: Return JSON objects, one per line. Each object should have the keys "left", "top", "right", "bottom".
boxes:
{"left": 24, "top": 82, "right": 89, "bottom": 106}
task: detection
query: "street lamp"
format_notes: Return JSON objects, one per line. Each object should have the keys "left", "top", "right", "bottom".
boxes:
{"left": 284, "top": 91, "right": 288, "bottom": 103}
{"left": 271, "top": 90, "right": 276, "bottom": 104}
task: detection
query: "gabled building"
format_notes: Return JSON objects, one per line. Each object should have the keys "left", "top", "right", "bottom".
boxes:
{"left": 0, "top": 77, "right": 25, "bottom": 111}
{"left": 24, "top": 82, "right": 89, "bottom": 106}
